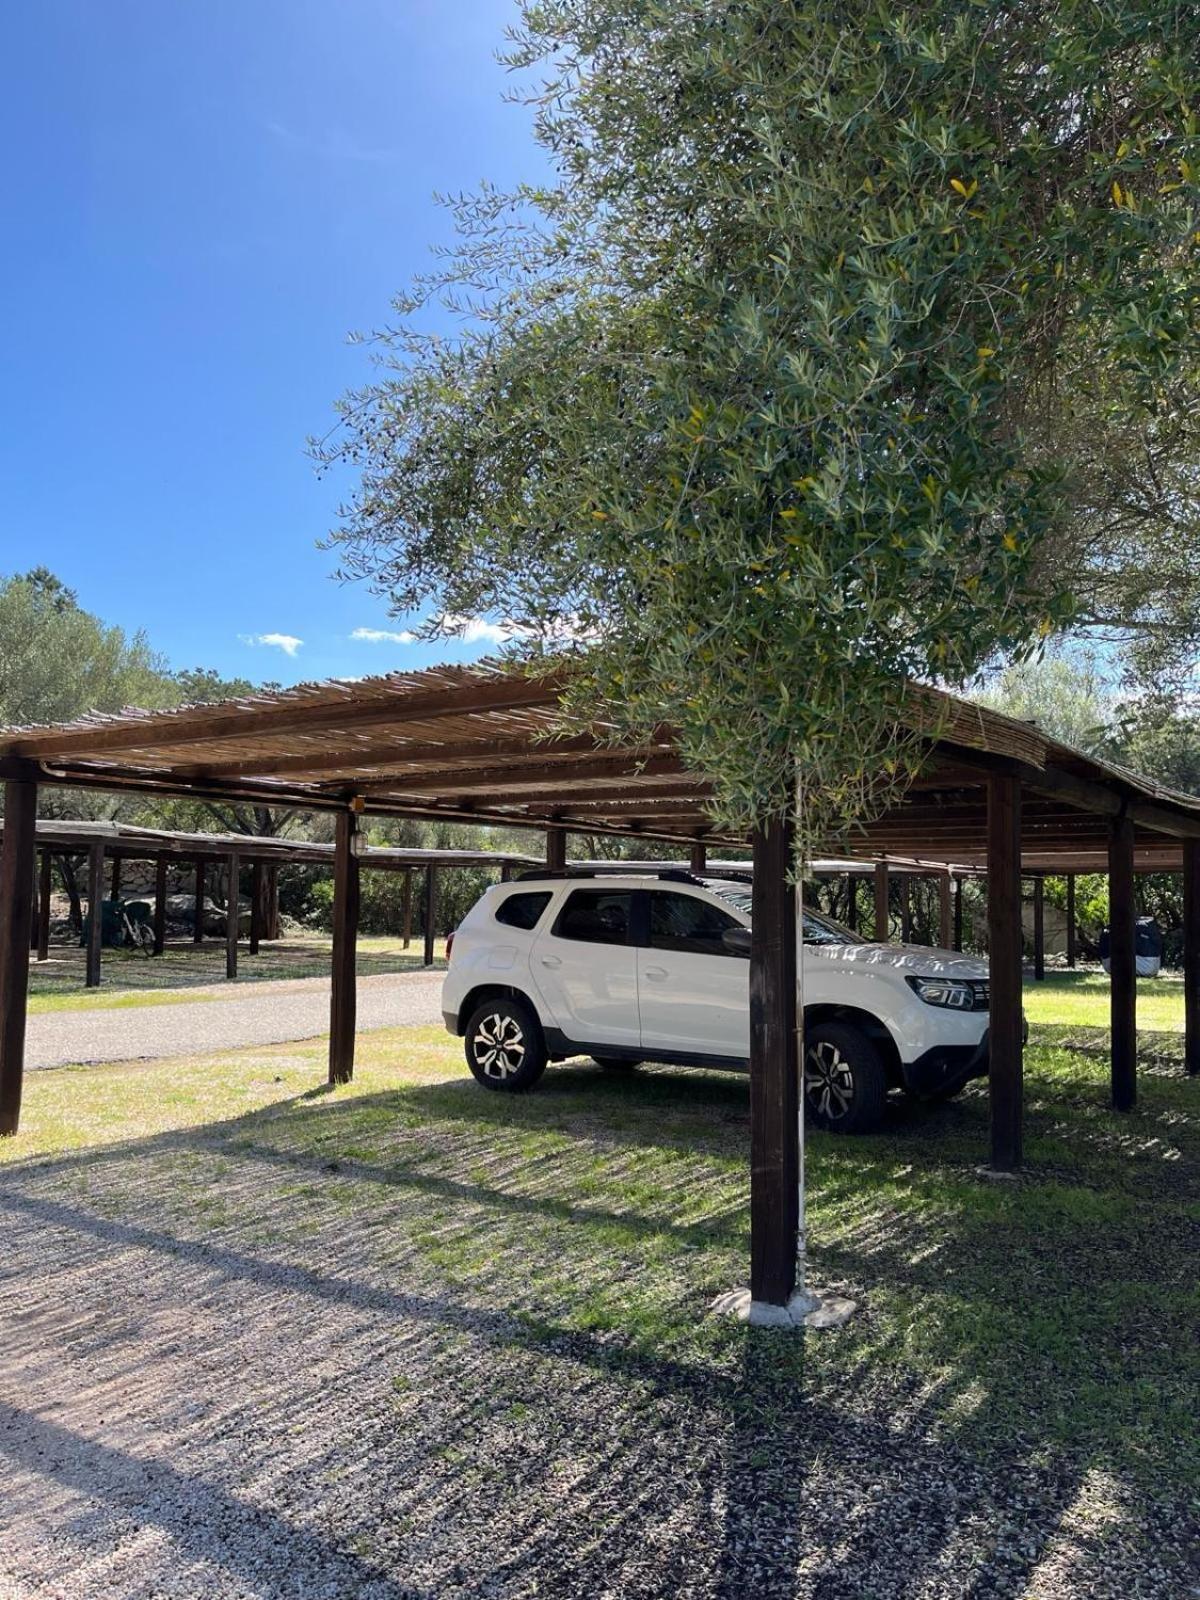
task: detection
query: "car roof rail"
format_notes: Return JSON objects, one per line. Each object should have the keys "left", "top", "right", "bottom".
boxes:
{"left": 512, "top": 866, "right": 702, "bottom": 884}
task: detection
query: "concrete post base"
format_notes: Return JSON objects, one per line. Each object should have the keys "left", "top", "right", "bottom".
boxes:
{"left": 710, "top": 1285, "right": 857, "bottom": 1331}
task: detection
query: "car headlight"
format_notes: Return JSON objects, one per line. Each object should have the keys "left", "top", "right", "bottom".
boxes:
{"left": 906, "top": 975, "right": 983, "bottom": 1010}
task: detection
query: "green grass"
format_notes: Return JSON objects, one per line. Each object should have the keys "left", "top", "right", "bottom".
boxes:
{"left": 1021, "top": 969, "right": 1186, "bottom": 1033}
{"left": 3, "top": 995, "right": 1196, "bottom": 1502}
{"left": 27, "top": 988, "right": 219, "bottom": 1016}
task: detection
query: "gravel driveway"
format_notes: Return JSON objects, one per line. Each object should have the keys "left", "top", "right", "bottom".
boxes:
{"left": 26, "top": 970, "right": 446, "bottom": 1069}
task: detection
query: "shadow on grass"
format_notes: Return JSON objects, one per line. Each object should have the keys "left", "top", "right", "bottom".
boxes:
{"left": 0, "top": 1043, "right": 1196, "bottom": 1594}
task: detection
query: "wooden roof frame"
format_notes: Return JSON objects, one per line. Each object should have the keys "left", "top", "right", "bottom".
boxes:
{"left": 1, "top": 660, "right": 1199, "bottom": 868}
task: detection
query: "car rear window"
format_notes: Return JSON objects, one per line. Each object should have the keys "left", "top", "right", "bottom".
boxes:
{"left": 552, "top": 889, "right": 632, "bottom": 946}
{"left": 494, "top": 891, "right": 552, "bottom": 931}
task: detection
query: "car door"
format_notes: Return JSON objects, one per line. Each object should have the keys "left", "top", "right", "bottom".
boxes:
{"left": 637, "top": 889, "right": 749, "bottom": 1058}
{"left": 528, "top": 887, "right": 640, "bottom": 1048}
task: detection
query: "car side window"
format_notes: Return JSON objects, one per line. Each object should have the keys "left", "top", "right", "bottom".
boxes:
{"left": 494, "top": 891, "right": 552, "bottom": 931}
{"left": 552, "top": 889, "right": 632, "bottom": 946}
{"left": 648, "top": 891, "right": 740, "bottom": 956}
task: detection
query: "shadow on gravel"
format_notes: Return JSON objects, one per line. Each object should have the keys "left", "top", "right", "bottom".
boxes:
{"left": 0, "top": 1046, "right": 1195, "bottom": 1596}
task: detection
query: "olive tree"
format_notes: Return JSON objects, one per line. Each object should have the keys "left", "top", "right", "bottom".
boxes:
{"left": 323, "top": 0, "right": 1200, "bottom": 846}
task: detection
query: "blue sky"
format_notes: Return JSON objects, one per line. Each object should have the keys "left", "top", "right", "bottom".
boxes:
{"left": 1, "top": 0, "right": 544, "bottom": 685}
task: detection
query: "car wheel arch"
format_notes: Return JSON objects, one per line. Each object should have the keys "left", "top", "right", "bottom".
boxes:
{"left": 803, "top": 1003, "right": 902, "bottom": 1088}
{"left": 455, "top": 982, "right": 539, "bottom": 1035}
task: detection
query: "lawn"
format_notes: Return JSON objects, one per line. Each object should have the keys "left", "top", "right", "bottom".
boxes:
{"left": 0, "top": 976, "right": 1195, "bottom": 1597}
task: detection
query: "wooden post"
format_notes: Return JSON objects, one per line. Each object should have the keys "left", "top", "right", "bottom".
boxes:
{"left": 953, "top": 878, "right": 963, "bottom": 951}
{"left": 152, "top": 856, "right": 168, "bottom": 956}
{"left": 329, "top": 810, "right": 360, "bottom": 1085}
{"left": 29, "top": 853, "right": 41, "bottom": 952}
{"left": 749, "top": 813, "right": 799, "bottom": 1307}
{"left": 939, "top": 874, "right": 953, "bottom": 949}
{"left": 899, "top": 876, "right": 912, "bottom": 943}
{"left": 402, "top": 869, "right": 413, "bottom": 950}
{"left": 193, "top": 859, "right": 206, "bottom": 943}
{"left": 423, "top": 865, "right": 436, "bottom": 967}
{"left": 264, "top": 862, "right": 280, "bottom": 940}
{"left": 987, "top": 772, "right": 1024, "bottom": 1172}
{"left": 1065, "top": 874, "right": 1077, "bottom": 969}
{"left": 499, "top": 861, "right": 513, "bottom": 883}
{"left": 225, "top": 852, "right": 240, "bottom": 981}
{"left": 110, "top": 854, "right": 121, "bottom": 901}
{"left": 689, "top": 840, "right": 707, "bottom": 875}
{"left": 1032, "top": 876, "right": 1045, "bottom": 981}
{"left": 249, "top": 860, "right": 263, "bottom": 956}
{"left": 0, "top": 773, "right": 38, "bottom": 1134}
{"left": 874, "top": 862, "right": 890, "bottom": 943}
{"left": 1184, "top": 840, "right": 1200, "bottom": 1077}
{"left": 546, "top": 828, "right": 567, "bottom": 871}
{"left": 86, "top": 841, "right": 104, "bottom": 989}
{"left": 845, "top": 875, "right": 859, "bottom": 935}
{"left": 36, "top": 848, "right": 51, "bottom": 962}
{"left": 1109, "top": 814, "right": 1136, "bottom": 1112}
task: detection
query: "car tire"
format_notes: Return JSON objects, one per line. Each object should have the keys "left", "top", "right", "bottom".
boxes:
{"left": 803, "top": 1022, "right": 887, "bottom": 1134}
{"left": 593, "top": 1056, "right": 641, "bottom": 1071}
{"left": 463, "top": 997, "right": 548, "bottom": 1092}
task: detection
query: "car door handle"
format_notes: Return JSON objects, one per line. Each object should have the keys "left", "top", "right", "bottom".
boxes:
{"left": 540, "top": 955, "right": 562, "bottom": 969}
{"left": 644, "top": 965, "right": 669, "bottom": 980}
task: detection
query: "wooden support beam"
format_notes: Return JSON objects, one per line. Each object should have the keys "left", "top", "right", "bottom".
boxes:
{"left": 0, "top": 773, "right": 38, "bottom": 1134}
{"left": 110, "top": 854, "right": 121, "bottom": 901}
{"left": 86, "top": 841, "right": 104, "bottom": 989}
{"left": 1065, "top": 874, "right": 1077, "bottom": 968}
{"left": 987, "top": 772, "right": 1024, "bottom": 1172}
{"left": 328, "top": 810, "right": 360, "bottom": 1085}
{"left": 749, "top": 812, "right": 799, "bottom": 1307}
{"left": 153, "top": 857, "right": 168, "bottom": 956}
{"left": 845, "top": 875, "right": 858, "bottom": 935}
{"left": 874, "top": 862, "right": 890, "bottom": 943}
{"left": 193, "top": 859, "right": 205, "bottom": 943}
{"left": 402, "top": 870, "right": 413, "bottom": 949}
{"left": 225, "top": 852, "right": 240, "bottom": 981}
{"left": 249, "top": 860, "right": 263, "bottom": 956}
{"left": 423, "top": 865, "right": 437, "bottom": 967}
{"left": 939, "top": 874, "right": 953, "bottom": 949}
{"left": 953, "top": 877, "right": 963, "bottom": 950}
{"left": 196, "top": 730, "right": 635, "bottom": 782}
{"left": 899, "top": 876, "right": 912, "bottom": 943}
{"left": 1032, "top": 876, "right": 1045, "bottom": 981}
{"left": 1109, "top": 814, "right": 1137, "bottom": 1112}
{"left": 377, "top": 753, "right": 688, "bottom": 797}
{"left": 36, "top": 848, "right": 51, "bottom": 962}
{"left": 1184, "top": 841, "right": 1200, "bottom": 1077}
{"left": 689, "top": 840, "right": 707, "bottom": 875}
{"left": 546, "top": 827, "right": 567, "bottom": 871}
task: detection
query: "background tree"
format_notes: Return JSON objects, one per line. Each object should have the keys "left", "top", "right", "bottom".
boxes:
{"left": 323, "top": 0, "right": 1200, "bottom": 849}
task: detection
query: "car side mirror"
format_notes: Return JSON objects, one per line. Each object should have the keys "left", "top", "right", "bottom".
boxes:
{"left": 722, "top": 926, "right": 752, "bottom": 958}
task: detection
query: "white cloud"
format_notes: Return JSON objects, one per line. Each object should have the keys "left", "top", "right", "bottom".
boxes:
{"left": 439, "top": 613, "right": 522, "bottom": 645}
{"left": 240, "top": 632, "right": 303, "bottom": 657}
{"left": 351, "top": 626, "right": 417, "bottom": 645}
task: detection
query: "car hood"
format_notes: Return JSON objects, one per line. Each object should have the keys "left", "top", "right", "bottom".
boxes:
{"left": 806, "top": 941, "right": 989, "bottom": 979}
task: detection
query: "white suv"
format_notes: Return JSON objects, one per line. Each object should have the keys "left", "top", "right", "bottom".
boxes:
{"left": 442, "top": 871, "right": 992, "bottom": 1133}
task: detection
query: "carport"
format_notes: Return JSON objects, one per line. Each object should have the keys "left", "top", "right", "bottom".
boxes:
{"left": 2, "top": 664, "right": 1199, "bottom": 1309}
{"left": 11, "top": 817, "right": 539, "bottom": 984}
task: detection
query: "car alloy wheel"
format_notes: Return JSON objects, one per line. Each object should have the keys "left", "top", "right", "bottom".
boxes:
{"left": 471, "top": 1011, "right": 527, "bottom": 1081}
{"left": 804, "top": 1038, "right": 855, "bottom": 1122}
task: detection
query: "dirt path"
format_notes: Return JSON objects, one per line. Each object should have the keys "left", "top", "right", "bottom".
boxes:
{"left": 25, "top": 970, "right": 446, "bottom": 1069}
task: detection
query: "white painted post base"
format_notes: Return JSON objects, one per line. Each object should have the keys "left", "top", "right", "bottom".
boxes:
{"left": 710, "top": 1285, "right": 857, "bottom": 1331}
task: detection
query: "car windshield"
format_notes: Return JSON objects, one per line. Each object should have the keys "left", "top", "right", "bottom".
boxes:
{"left": 703, "top": 880, "right": 866, "bottom": 945}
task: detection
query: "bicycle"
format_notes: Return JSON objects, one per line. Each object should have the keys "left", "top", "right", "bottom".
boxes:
{"left": 119, "top": 903, "right": 155, "bottom": 955}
